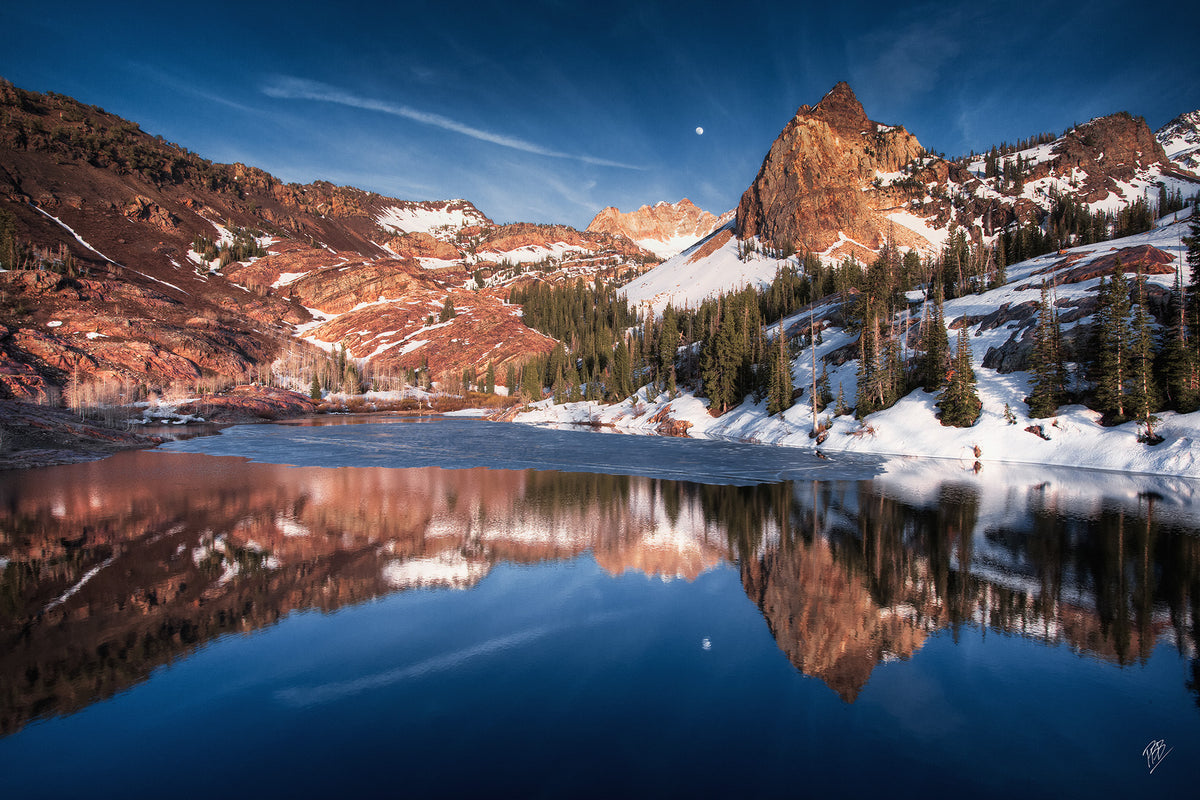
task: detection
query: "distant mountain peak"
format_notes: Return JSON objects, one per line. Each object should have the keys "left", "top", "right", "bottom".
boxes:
{"left": 586, "top": 199, "right": 729, "bottom": 259}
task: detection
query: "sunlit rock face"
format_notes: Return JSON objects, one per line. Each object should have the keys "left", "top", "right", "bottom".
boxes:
{"left": 735, "top": 81, "right": 926, "bottom": 261}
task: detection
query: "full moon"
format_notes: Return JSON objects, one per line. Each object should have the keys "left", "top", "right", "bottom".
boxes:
{"left": 695, "top": 126, "right": 704, "bottom": 135}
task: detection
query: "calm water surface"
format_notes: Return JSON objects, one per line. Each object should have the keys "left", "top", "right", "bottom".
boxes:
{"left": 1, "top": 417, "right": 1198, "bottom": 798}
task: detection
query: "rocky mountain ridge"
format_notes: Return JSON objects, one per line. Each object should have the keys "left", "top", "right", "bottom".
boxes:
{"left": 736, "top": 81, "right": 1196, "bottom": 264}
{"left": 626, "top": 83, "right": 1199, "bottom": 314}
{"left": 0, "top": 78, "right": 656, "bottom": 401}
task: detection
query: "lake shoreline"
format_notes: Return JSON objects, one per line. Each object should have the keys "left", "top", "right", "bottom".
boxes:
{"left": 0, "top": 400, "right": 163, "bottom": 471}
{"left": 6, "top": 388, "right": 1199, "bottom": 482}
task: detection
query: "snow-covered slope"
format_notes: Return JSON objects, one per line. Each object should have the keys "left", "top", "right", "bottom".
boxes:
{"left": 375, "top": 200, "right": 491, "bottom": 238}
{"left": 521, "top": 212, "right": 1200, "bottom": 478}
{"left": 621, "top": 220, "right": 781, "bottom": 314}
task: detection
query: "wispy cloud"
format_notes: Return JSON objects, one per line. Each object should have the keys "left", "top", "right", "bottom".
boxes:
{"left": 262, "top": 76, "right": 642, "bottom": 170}
{"left": 131, "top": 62, "right": 260, "bottom": 116}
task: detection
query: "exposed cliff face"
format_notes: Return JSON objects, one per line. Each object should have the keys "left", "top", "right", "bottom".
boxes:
{"left": 736, "top": 82, "right": 925, "bottom": 259}
{"left": 1043, "top": 112, "right": 1175, "bottom": 201}
{"left": 587, "top": 199, "right": 730, "bottom": 258}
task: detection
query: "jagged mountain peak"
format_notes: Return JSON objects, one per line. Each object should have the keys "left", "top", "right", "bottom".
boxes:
{"left": 806, "top": 80, "right": 872, "bottom": 132}
{"left": 735, "top": 82, "right": 924, "bottom": 255}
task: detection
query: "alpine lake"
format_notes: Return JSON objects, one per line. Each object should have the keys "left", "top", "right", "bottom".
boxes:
{"left": 1, "top": 416, "right": 1197, "bottom": 798}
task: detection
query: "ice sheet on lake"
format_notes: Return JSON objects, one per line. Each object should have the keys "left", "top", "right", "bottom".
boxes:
{"left": 155, "top": 417, "right": 885, "bottom": 486}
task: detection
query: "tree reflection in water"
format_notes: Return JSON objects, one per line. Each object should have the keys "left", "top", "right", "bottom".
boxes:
{"left": 1, "top": 449, "right": 1198, "bottom": 736}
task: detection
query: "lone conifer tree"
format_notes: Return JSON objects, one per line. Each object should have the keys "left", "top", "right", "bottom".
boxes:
{"left": 1091, "top": 269, "right": 1131, "bottom": 422}
{"left": 1158, "top": 266, "right": 1198, "bottom": 411}
{"left": 919, "top": 288, "right": 950, "bottom": 391}
{"left": 767, "top": 318, "right": 793, "bottom": 416}
{"left": 1028, "top": 281, "right": 1063, "bottom": 418}
{"left": 1128, "top": 270, "right": 1160, "bottom": 439}
{"left": 938, "top": 327, "right": 981, "bottom": 426}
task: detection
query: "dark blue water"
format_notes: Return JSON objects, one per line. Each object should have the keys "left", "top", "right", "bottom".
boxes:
{"left": 1, "top": 417, "right": 1196, "bottom": 798}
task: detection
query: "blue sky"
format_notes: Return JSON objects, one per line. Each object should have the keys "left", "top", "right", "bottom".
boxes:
{"left": 1, "top": 1, "right": 1196, "bottom": 228}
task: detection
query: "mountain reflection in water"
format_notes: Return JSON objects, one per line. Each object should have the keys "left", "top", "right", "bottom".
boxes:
{"left": 2, "top": 448, "right": 1199, "bottom": 737}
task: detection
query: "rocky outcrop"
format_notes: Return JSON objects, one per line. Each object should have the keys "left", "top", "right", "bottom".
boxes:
{"left": 122, "top": 195, "right": 180, "bottom": 233}
{"left": 1043, "top": 113, "right": 1174, "bottom": 203}
{"left": 1157, "top": 110, "right": 1200, "bottom": 177}
{"left": 736, "top": 82, "right": 926, "bottom": 259}
{"left": 0, "top": 399, "right": 159, "bottom": 469}
{"left": 385, "top": 231, "right": 461, "bottom": 261}
{"left": 731, "top": 82, "right": 1198, "bottom": 268}
{"left": 315, "top": 289, "right": 558, "bottom": 381}
{"left": 175, "top": 384, "right": 316, "bottom": 421}
{"left": 286, "top": 259, "right": 426, "bottom": 315}
{"left": 474, "top": 222, "right": 655, "bottom": 262}
{"left": 1025, "top": 244, "right": 1177, "bottom": 286}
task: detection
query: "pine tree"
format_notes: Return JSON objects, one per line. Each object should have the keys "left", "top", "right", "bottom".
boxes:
{"left": 817, "top": 361, "right": 833, "bottom": 408}
{"left": 918, "top": 288, "right": 950, "bottom": 390}
{"left": 521, "top": 362, "right": 543, "bottom": 400}
{"left": 1157, "top": 267, "right": 1199, "bottom": 411}
{"left": 309, "top": 374, "right": 322, "bottom": 401}
{"left": 1091, "top": 269, "right": 1131, "bottom": 422}
{"left": 1186, "top": 208, "right": 1200, "bottom": 375}
{"left": 484, "top": 361, "right": 495, "bottom": 395}
{"left": 612, "top": 338, "right": 632, "bottom": 400}
{"left": 658, "top": 305, "right": 680, "bottom": 392}
{"left": 938, "top": 327, "right": 982, "bottom": 426}
{"left": 767, "top": 318, "right": 793, "bottom": 416}
{"left": 854, "top": 322, "right": 875, "bottom": 418}
{"left": 439, "top": 296, "right": 456, "bottom": 323}
{"left": 1028, "top": 281, "right": 1062, "bottom": 418}
{"left": 701, "top": 310, "right": 739, "bottom": 415}
{"left": 1127, "top": 270, "right": 1160, "bottom": 439}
